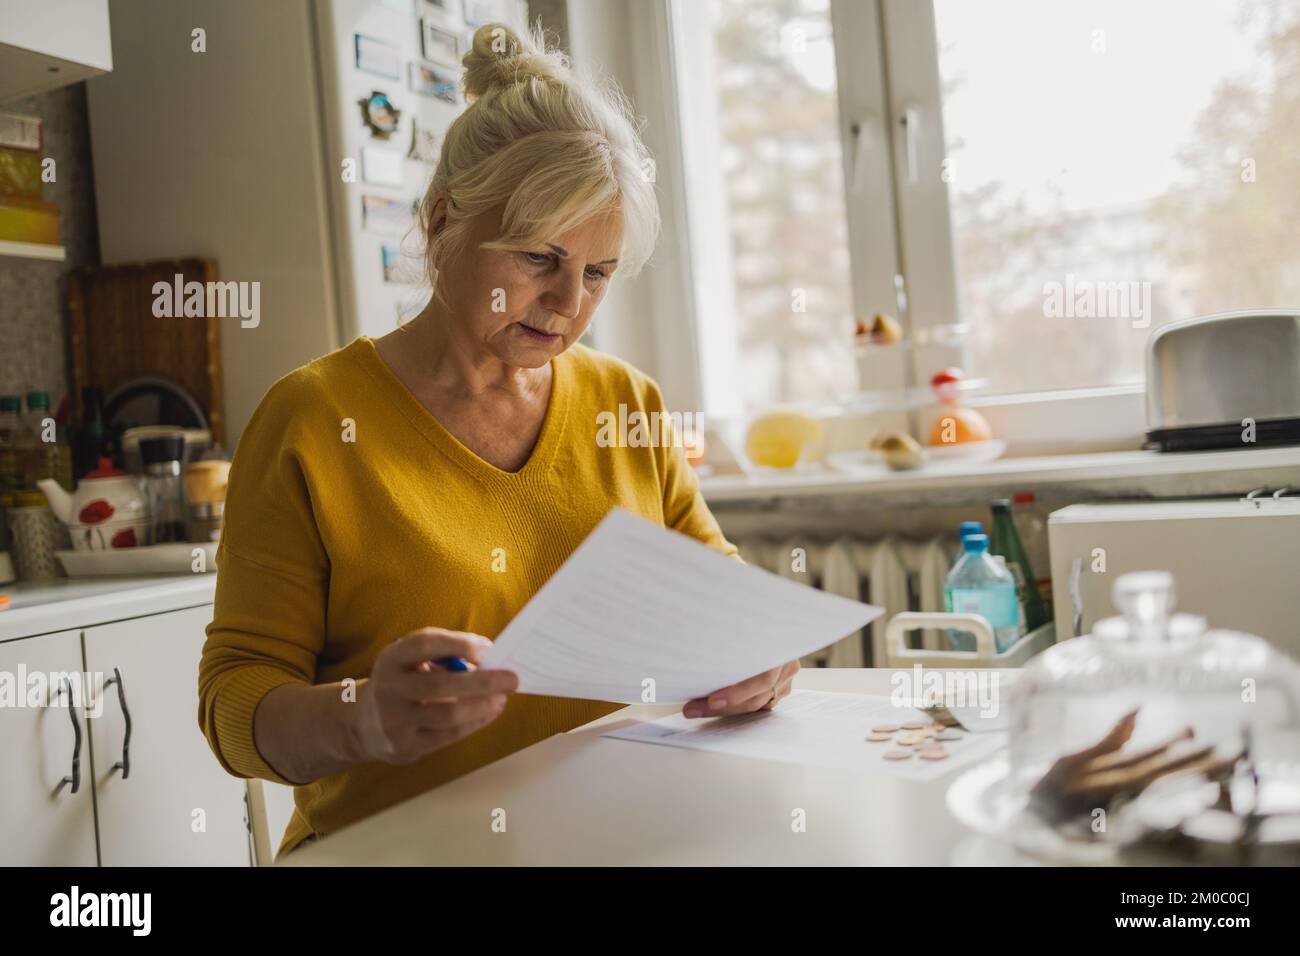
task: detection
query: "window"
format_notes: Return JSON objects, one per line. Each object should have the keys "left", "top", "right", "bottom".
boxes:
{"left": 704, "top": 0, "right": 855, "bottom": 412}
{"left": 662, "top": 0, "right": 1300, "bottom": 441}
{"left": 931, "top": 0, "right": 1298, "bottom": 395}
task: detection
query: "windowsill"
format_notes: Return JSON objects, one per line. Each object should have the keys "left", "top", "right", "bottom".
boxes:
{"left": 698, "top": 444, "right": 1300, "bottom": 504}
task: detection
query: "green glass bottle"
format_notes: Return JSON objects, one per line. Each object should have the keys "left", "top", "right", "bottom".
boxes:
{"left": 989, "top": 498, "right": 1048, "bottom": 632}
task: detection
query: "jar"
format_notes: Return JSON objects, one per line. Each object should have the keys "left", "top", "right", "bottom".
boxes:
{"left": 7, "top": 490, "right": 66, "bottom": 581}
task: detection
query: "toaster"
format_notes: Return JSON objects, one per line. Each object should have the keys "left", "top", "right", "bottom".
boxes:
{"left": 1145, "top": 309, "right": 1300, "bottom": 452}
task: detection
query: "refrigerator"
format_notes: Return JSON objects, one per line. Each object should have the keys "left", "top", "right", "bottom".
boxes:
{"left": 85, "top": 0, "right": 525, "bottom": 446}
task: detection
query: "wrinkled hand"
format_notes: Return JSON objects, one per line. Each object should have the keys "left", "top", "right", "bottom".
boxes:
{"left": 353, "top": 628, "right": 518, "bottom": 765}
{"left": 682, "top": 660, "right": 800, "bottom": 719}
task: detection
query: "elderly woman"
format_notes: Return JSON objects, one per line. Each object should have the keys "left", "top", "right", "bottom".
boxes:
{"left": 198, "top": 23, "right": 798, "bottom": 856}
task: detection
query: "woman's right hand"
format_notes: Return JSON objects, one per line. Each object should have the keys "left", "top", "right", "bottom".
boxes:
{"left": 352, "top": 628, "right": 518, "bottom": 765}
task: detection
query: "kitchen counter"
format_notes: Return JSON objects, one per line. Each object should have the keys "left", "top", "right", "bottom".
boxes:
{"left": 0, "top": 573, "right": 216, "bottom": 642}
{"left": 282, "top": 668, "right": 1027, "bottom": 866}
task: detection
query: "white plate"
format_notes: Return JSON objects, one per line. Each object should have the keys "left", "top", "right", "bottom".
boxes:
{"left": 55, "top": 542, "right": 218, "bottom": 577}
{"left": 825, "top": 450, "right": 884, "bottom": 476}
{"left": 923, "top": 439, "right": 1007, "bottom": 464}
{"left": 945, "top": 756, "right": 1121, "bottom": 865}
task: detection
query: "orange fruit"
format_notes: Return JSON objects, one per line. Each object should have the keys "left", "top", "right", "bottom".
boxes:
{"left": 929, "top": 407, "right": 992, "bottom": 446}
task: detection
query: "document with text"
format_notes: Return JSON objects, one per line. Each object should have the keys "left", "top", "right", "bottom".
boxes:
{"left": 604, "top": 689, "right": 1008, "bottom": 781}
{"left": 479, "top": 508, "right": 881, "bottom": 703}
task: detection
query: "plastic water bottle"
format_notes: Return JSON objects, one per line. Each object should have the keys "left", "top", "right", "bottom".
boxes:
{"left": 944, "top": 533, "right": 1021, "bottom": 653}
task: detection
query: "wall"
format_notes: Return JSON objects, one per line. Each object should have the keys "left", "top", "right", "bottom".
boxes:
{"left": 86, "top": 0, "right": 340, "bottom": 447}
{"left": 0, "top": 82, "right": 101, "bottom": 408}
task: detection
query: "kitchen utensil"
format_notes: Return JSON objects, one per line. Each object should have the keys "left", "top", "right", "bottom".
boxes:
{"left": 1145, "top": 309, "right": 1300, "bottom": 451}
{"left": 122, "top": 425, "right": 211, "bottom": 474}
{"left": 37, "top": 457, "right": 148, "bottom": 551}
{"left": 183, "top": 459, "right": 229, "bottom": 542}
{"left": 139, "top": 434, "right": 187, "bottom": 545}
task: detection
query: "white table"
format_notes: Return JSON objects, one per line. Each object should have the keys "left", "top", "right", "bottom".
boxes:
{"left": 283, "top": 668, "right": 1025, "bottom": 866}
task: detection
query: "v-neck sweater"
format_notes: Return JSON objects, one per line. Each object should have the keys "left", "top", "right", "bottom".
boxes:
{"left": 198, "top": 337, "right": 737, "bottom": 857}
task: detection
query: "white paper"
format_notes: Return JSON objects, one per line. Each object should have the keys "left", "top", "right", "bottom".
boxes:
{"left": 479, "top": 508, "right": 881, "bottom": 703}
{"left": 604, "top": 689, "right": 1008, "bottom": 781}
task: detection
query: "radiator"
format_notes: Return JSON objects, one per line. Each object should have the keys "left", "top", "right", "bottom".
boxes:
{"left": 736, "top": 535, "right": 958, "bottom": 667}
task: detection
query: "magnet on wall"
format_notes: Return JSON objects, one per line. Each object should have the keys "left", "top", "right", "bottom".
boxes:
{"left": 358, "top": 91, "right": 402, "bottom": 139}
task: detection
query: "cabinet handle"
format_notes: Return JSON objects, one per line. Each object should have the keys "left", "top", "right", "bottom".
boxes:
{"left": 104, "top": 666, "right": 132, "bottom": 779}
{"left": 58, "top": 678, "right": 81, "bottom": 795}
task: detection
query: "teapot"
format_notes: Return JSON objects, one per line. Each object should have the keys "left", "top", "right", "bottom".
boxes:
{"left": 38, "top": 458, "right": 149, "bottom": 551}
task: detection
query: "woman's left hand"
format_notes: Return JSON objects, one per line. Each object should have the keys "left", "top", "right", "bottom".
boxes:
{"left": 682, "top": 659, "right": 800, "bottom": 718}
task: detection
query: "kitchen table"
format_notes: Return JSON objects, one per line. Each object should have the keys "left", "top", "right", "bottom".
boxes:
{"left": 281, "top": 667, "right": 1029, "bottom": 866}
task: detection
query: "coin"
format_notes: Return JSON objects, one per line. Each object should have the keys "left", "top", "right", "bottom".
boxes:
{"left": 918, "top": 748, "right": 950, "bottom": 760}
{"left": 935, "top": 731, "right": 963, "bottom": 741}
{"left": 900, "top": 721, "right": 927, "bottom": 730}
{"left": 871, "top": 724, "right": 900, "bottom": 733}
{"left": 883, "top": 749, "right": 914, "bottom": 761}
{"left": 897, "top": 733, "right": 926, "bottom": 746}
{"left": 866, "top": 732, "right": 894, "bottom": 742}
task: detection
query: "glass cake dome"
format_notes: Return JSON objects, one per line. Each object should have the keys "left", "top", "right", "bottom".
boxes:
{"left": 1003, "top": 570, "right": 1300, "bottom": 858}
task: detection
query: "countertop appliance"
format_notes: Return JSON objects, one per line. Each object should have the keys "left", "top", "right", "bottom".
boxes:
{"left": 1146, "top": 310, "right": 1300, "bottom": 451}
{"left": 1048, "top": 495, "right": 1300, "bottom": 658}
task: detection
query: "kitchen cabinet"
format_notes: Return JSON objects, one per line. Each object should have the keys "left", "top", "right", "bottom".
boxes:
{"left": 0, "top": 0, "right": 113, "bottom": 101}
{"left": 85, "top": 605, "right": 249, "bottom": 866}
{"left": 0, "top": 578, "right": 253, "bottom": 867}
{"left": 0, "top": 629, "right": 98, "bottom": 866}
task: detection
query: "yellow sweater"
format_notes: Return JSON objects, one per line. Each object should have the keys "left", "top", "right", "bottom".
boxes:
{"left": 198, "top": 337, "right": 737, "bottom": 857}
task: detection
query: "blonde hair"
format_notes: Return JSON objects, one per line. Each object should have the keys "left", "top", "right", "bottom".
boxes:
{"left": 419, "top": 22, "right": 659, "bottom": 297}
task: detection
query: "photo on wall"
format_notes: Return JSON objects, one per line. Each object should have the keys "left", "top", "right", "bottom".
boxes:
{"left": 420, "top": 18, "right": 462, "bottom": 66}
{"left": 462, "top": 0, "right": 522, "bottom": 30}
{"left": 362, "top": 194, "right": 412, "bottom": 235}
{"left": 408, "top": 61, "right": 461, "bottom": 105}
{"left": 354, "top": 33, "right": 402, "bottom": 81}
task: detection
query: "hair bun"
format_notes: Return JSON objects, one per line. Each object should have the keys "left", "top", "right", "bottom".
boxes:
{"left": 462, "top": 23, "right": 568, "bottom": 100}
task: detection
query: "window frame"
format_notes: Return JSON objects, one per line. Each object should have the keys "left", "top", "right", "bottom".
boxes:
{"left": 615, "top": 0, "right": 1151, "bottom": 452}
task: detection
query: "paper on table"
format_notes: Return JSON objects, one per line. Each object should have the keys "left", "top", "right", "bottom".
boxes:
{"left": 479, "top": 508, "right": 881, "bottom": 703}
{"left": 603, "top": 689, "right": 1008, "bottom": 781}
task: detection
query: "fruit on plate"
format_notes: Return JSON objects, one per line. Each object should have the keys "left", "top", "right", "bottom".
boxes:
{"left": 929, "top": 406, "right": 993, "bottom": 446}
{"left": 854, "top": 313, "right": 903, "bottom": 347}
{"left": 745, "top": 410, "right": 824, "bottom": 469}
{"left": 870, "top": 430, "right": 926, "bottom": 471}
{"left": 928, "top": 366, "right": 993, "bottom": 446}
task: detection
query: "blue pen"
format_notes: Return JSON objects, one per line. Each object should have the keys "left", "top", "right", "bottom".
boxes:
{"left": 432, "top": 656, "right": 470, "bottom": 672}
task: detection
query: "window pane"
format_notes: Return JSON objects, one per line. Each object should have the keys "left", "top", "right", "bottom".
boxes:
{"left": 708, "top": 0, "right": 855, "bottom": 409}
{"left": 933, "top": 0, "right": 1298, "bottom": 395}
